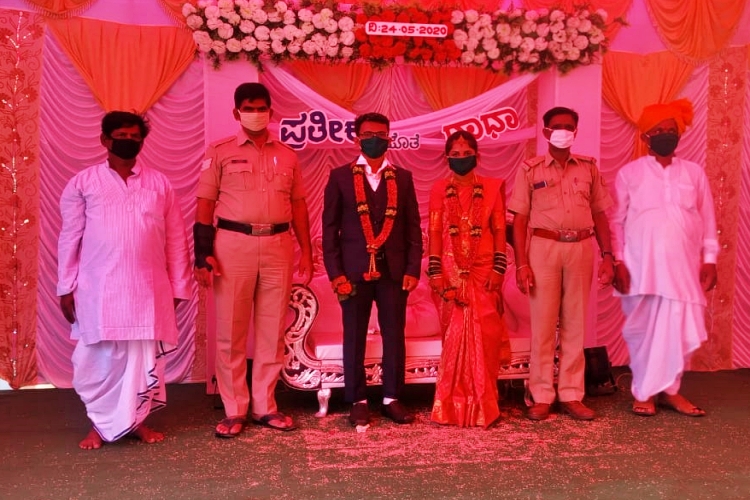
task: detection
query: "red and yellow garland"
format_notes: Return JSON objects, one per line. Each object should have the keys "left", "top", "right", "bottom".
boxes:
{"left": 352, "top": 163, "right": 398, "bottom": 281}
{"left": 445, "top": 181, "right": 484, "bottom": 276}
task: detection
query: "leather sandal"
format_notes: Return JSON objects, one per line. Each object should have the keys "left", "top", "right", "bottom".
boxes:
{"left": 215, "top": 416, "right": 246, "bottom": 438}
{"left": 632, "top": 401, "right": 657, "bottom": 417}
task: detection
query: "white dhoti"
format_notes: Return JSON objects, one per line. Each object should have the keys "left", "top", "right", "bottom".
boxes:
{"left": 621, "top": 295, "right": 707, "bottom": 402}
{"left": 72, "top": 339, "right": 169, "bottom": 442}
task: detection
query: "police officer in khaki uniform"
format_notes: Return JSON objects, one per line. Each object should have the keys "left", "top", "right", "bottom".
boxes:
{"left": 508, "top": 106, "right": 614, "bottom": 421}
{"left": 194, "top": 83, "right": 313, "bottom": 437}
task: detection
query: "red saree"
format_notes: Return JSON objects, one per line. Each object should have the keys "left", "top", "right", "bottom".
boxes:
{"left": 430, "top": 176, "right": 511, "bottom": 428}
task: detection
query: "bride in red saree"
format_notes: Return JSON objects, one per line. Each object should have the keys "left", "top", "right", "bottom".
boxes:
{"left": 428, "top": 131, "right": 511, "bottom": 428}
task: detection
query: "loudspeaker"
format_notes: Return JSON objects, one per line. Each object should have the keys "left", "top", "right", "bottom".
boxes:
{"left": 584, "top": 346, "right": 617, "bottom": 396}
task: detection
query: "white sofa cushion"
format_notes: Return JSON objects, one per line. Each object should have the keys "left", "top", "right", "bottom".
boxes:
{"left": 307, "top": 330, "right": 531, "bottom": 362}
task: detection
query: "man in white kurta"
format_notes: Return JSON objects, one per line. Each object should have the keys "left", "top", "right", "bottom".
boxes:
{"left": 611, "top": 99, "right": 718, "bottom": 417}
{"left": 57, "top": 111, "right": 191, "bottom": 448}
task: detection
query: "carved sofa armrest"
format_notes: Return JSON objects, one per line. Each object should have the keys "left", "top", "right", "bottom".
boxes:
{"left": 281, "top": 283, "right": 542, "bottom": 416}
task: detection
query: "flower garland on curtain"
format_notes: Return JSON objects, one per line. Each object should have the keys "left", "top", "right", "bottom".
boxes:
{"left": 184, "top": 0, "right": 619, "bottom": 74}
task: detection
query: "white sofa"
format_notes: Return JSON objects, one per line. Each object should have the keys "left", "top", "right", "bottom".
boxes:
{"left": 281, "top": 247, "right": 537, "bottom": 416}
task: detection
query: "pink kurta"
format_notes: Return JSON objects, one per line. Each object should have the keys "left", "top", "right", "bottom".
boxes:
{"left": 57, "top": 161, "right": 192, "bottom": 346}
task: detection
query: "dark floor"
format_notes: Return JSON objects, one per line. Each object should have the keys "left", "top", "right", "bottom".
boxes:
{"left": 2, "top": 369, "right": 750, "bottom": 500}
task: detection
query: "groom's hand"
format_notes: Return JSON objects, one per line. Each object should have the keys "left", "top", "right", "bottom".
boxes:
{"left": 402, "top": 275, "right": 418, "bottom": 292}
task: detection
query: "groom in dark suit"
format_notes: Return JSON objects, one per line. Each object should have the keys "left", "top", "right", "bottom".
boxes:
{"left": 322, "top": 112, "right": 422, "bottom": 426}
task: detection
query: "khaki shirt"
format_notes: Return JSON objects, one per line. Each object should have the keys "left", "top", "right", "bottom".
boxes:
{"left": 197, "top": 131, "right": 304, "bottom": 224}
{"left": 508, "top": 153, "right": 612, "bottom": 231}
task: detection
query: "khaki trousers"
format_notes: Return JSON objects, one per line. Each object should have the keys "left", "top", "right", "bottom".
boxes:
{"left": 213, "top": 229, "right": 293, "bottom": 418}
{"left": 528, "top": 236, "right": 593, "bottom": 404}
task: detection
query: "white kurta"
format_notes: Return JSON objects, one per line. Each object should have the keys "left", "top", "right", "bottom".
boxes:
{"left": 611, "top": 155, "right": 719, "bottom": 400}
{"left": 58, "top": 161, "right": 191, "bottom": 440}
{"left": 57, "top": 161, "right": 192, "bottom": 345}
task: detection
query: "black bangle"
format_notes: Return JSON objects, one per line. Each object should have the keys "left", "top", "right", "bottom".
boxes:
{"left": 492, "top": 251, "right": 507, "bottom": 275}
{"left": 427, "top": 255, "right": 442, "bottom": 278}
{"left": 193, "top": 223, "right": 215, "bottom": 270}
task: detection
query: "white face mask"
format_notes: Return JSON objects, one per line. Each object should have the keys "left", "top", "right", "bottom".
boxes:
{"left": 239, "top": 111, "right": 270, "bottom": 132}
{"left": 547, "top": 129, "right": 576, "bottom": 149}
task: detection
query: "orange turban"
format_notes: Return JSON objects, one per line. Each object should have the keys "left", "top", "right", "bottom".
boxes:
{"left": 637, "top": 99, "right": 694, "bottom": 134}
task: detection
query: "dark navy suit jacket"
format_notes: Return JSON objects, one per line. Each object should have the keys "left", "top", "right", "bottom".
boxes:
{"left": 322, "top": 162, "right": 422, "bottom": 283}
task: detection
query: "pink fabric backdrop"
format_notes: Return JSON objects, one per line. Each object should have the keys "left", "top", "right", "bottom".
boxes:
{"left": 0, "top": 0, "right": 748, "bottom": 386}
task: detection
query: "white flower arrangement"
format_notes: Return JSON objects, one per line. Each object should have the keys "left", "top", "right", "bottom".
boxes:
{"left": 183, "top": 1, "right": 618, "bottom": 74}
{"left": 451, "top": 6, "right": 612, "bottom": 73}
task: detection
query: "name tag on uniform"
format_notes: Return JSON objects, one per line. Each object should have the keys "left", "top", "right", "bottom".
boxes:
{"left": 532, "top": 180, "right": 548, "bottom": 190}
{"left": 229, "top": 159, "right": 248, "bottom": 164}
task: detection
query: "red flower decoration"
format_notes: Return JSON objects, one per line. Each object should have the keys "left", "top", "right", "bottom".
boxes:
{"left": 359, "top": 44, "right": 373, "bottom": 57}
{"left": 355, "top": 29, "right": 369, "bottom": 43}
{"left": 335, "top": 280, "right": 357, "bottom": 301}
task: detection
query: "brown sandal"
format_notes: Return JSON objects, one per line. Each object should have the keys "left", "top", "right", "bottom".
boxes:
{"left": 215, "top": 416, "right": 246, "bottom": 438}
{"left": 632, "top": 402, "right": 656, "bottom": 417}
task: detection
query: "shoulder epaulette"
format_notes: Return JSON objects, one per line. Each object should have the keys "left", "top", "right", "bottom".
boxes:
{"left": 522, "top": 156, "right": 545, "bottom": 171}
{"left": 573, "top": 154, "right": 597, "bottom": 164}
{"left": 209, "top": 135, "right": 236, "bottom": 149}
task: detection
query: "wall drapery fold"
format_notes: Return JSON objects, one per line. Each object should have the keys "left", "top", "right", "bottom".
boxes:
{"left": 602, "top": 50, "right": 692, "bottom": 158}
{"left": 36, "top": 32, "right": 205, "bottom": 387}
{"left": 412, "top": 66, "right": 509, "bottom": 111}
{"left": 287, "top": 61, "right": 373, "bottom": 111}
{"left": 21, "top": 0, "right": 95, "bottom": 17}
{"left": 644, "top": 0, "right": 746, "bottom": 61}
{"left": 47, "top": 17, "right": 196, "bottom": 113}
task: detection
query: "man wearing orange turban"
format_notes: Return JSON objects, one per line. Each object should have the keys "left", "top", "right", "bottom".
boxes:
{"left": 611, "top": 99, "right": 718, "bottom": 418}
{"left": 636, "top": 98, "right": 694, "bottom": 137}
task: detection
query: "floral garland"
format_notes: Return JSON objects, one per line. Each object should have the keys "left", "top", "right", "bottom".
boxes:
{"left": 184, "top": 1, "right": 619, "bottom": 74}
{"left": 445, "top": 180, "right": 484, "bottom": 276}
{"left": 352, "top": 163, "right": 398, "bottom": 281}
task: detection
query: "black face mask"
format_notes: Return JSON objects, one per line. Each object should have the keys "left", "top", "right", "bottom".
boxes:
{"left": 360, "top": 136, "right": 390, "bottom": 159}
{"left": 648, "top": 132, "right": 679, "bottom": 157}
{"left": 110, "top": 138, "right": 142, "bottom": 160}
{"left": 448, "top": 155, "right": 477, "bottom": 176}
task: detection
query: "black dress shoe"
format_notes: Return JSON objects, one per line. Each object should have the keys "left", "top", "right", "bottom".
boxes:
{"left": 381, "top": 401, "right": 414, "bottom": 424}
{"left": 349, "top": 402, "right": 369, "bottom": 426}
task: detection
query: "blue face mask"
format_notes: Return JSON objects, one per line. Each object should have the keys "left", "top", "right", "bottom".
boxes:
{"left": 360, "top": 136, "right": 390, "bottom": 159}
{"left": 448, "top": 155, "right": 477, "bottom": 176}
